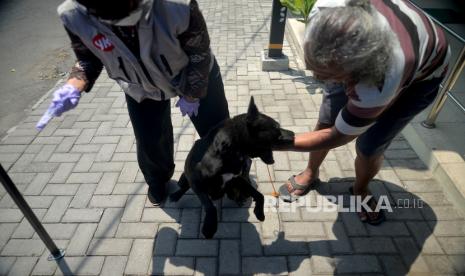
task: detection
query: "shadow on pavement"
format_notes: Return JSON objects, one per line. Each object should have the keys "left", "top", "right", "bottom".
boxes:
{"left": 149, "top": 178, "right": 437, "bottom": 275}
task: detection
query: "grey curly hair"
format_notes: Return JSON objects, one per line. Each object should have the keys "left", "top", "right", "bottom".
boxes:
{"left": 304, "top": 0, "right": 392, "bottom": 86}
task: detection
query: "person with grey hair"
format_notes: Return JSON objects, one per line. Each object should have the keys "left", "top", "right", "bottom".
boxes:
{"left": 277, "top": 0, "right": 449, "bottom": 224}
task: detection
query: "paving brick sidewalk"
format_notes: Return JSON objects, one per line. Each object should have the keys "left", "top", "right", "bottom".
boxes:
{"left": 1, "top": 0, "right": 464, "bottom": 275}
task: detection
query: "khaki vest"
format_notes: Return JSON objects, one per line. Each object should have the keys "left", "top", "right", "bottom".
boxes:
{"left": 58, "top": 0, "right": 196, "bottom": 102}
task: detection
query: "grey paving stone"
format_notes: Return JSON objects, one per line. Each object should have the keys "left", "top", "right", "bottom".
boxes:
{"left": 283, "top": 222, "right": 325, "bottom": 237}
{"left": 23, "top": 173, "right": 52, "bottom": 195}
{"left": 366, "top": 221, "right": 410, "bottom": 236}
{"left": 115, "top": 136, "right": 134, "bottom": 153}
{"left": 0, "top": 257, "right": 16, "bottom": 275}
{"left": 0, "top": 209, "right": 23, "bottom": 223}
{"left": 307, "top": 238, "right": 336, "bottom": 273}
{"left": 116, "top": 222, "right": 158, "bottom": 238}
{"left": 66, "top": 223, "right": 98, "bottom": 256}
{"left": 195, "top": 257, "right": 217, "bottom": 276}
{"left": 219, "top": 240, "right": 240, "bottom": 275}
{"left": 94, "top": 172, "right": 119, "bottom": 195}
{"left": 91, "top": 136, "right": 120, "bottom": 144}
{"left": 66, "top": 172, "right": 102, "bottom": 184}
{"left": 94, "top": 208, "right": 124, "bottom": 238}
{"left": 89, "top": 195, "right": 128, "bottom": 208}
{"left": 340, "top": 212, "right": 368, "bottom": 236}
{"left": 175, "top": 240, "right": 218, "bottom": 257}
{"left": 437, "top": 237, "right": 465, "bottom": 254}
{"left": 69, "top": 184, "right": 97, "bottom": 208}
{"left": 73, "top": 153, "right": 96, "bottom": 172}
{"left": 151, "top": 256, "right": 195, "bottom": 275}
{"left": 6, "top": 256, "right": 37, "bottom": 276}
{"left": 30, "top": 250, "right": 57, "bottom": 275}
{"left": 379, "top": 255, "right": 408, "bottom": 276}
{"left": 125, "top": 239, "right": 153, "bottom": 275}
{"left": 263, "top": 235, "right": 309, "bottom": 255}
{"left": 423, "top": 255, "right": 457, "bottom": 274}
{"left": 42, "top": 196, "right": 72, "bottom": 223}
{"left": 18, "top": 221, "right": 73, "bottom": 242}
{"left": 121, "top": 195, "right": 146, "bottom": 222}
{"left": 11, "top": 209, "right": 46, "bottom": 239}
{"left": 431, "top": 220, "right": 465, "bottom": 236}
{"left": 406, "top": 221, "right": 444, "bottom": 254}
{"left": 118, "top": 161, "right": 139, "bottom": 182}
{"left": 48, "top": 153, "right": 81, "bottom": 163}
{"left": 113, "top": 182, "right": 146, "bottom": 195}
{"left": 87, "top": 238, "right": 132, "bottom": 256}
{"left": 49, "top": 163, "right": 74, "bottom": 184}
{"left": 351, "top": 237, "right": 397, "bottom": 253}
{"left": 100, "top": 256, "right": 127, "bottom": 276}
{"left": 154, "top": 223, "right": 179, "bottom": 256}
{"left": 421, "top": 205, "right": 464, "bottom": 220}
{"left": 180, "top": 208, "right": 201, "bottom": 224}
{"left": 334, "top": 255, "right": 381, "bottom": 273}
{"left": 0, "top": 224, "right": 18, "bottom": 250}
{"left": 41, "top": 184, "right": 79, "bottom": 196}
{"left": 62, "top": 208, "right": 103, "bottom": 223}
{"left": 242, "top": 256, "right": 288, "bottom": 275}
{"left": 55, "top": 136, "right": 78, "bottom": 152}
{"left": 213, "top": 222, "right": 240, "bottom": 239}
{"left": 393, "top": 237, "right": 431, "bottom": 273}
{"left": 142, "top": 208, "right": 180, "bottom": 222}
{"left": 95, "top": 144, "right": 117, "bottom": 162}
{"left": 76, "top": 128, "right": 97, "bottom": 144}
{"left": 325, "top": 221, "right": 352, "bottom": 253}
{"left": 448, "top": 255, "right": 465, "bottom": 274}
{"left": 54, "top": 256, "right": 105, "bottom": 276}
{"left": 1, "top": 239, "right": 45, "bottom": 256}
{"left": 22, "top": 196, "right": 54, "bottom": 209}
{"left": 241, "top": 223, "right": 262, "bottom": 256}
{"left": 287, "top": 256, "right": 312, "bottom": 276}
{"left": 89, "top": 161, "right": 124, "bottom": 172}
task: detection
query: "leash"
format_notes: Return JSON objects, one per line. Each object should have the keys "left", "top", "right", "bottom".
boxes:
{"left": 266, "top": 165, "right": 283, "bottom": 236}
{"left": 266, "top": 165, "right": 280, "bottom": 198}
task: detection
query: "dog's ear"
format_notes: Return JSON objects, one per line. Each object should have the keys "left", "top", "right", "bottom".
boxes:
{"left": 197, "top": 130, "right": 231, "bottom": 177}
{"left": 246, "top": 96, "right": 259, "bottom": 123}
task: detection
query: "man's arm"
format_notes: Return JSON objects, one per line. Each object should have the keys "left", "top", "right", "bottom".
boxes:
{"left": 64, "top": 27, "right": 104, "bottom": 92}
{"left": 290, "top": 127, "right": 357, "bottom": 152}
{"left": 176, "top": 0, "right": 212, "bottom": 99}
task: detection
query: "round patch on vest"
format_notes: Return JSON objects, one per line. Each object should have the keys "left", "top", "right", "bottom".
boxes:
{"left": 92, "top": 34, "right": 114, "bottom": 52}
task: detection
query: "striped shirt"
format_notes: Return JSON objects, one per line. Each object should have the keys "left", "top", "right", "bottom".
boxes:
{"left": 308, "top": 0, "right": 450, "bottom": 135}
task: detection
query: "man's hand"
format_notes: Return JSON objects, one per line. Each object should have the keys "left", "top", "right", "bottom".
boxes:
{"left": 36, "top": 84, "right": 81, "bottom": 130}
{"left": 176, "top": 96, "right": 200, "bottom": 117}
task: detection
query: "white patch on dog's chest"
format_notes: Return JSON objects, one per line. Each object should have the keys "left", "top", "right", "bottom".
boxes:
{"left": 221, "top": 173, "right": 238, "bottom": 188}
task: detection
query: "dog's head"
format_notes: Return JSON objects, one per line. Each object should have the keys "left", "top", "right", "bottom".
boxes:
{"left": 242, "top": 96, "right": 294, "bottom": 164}
{"left": 198, "top": 96, "right": 294, "bottom": 178}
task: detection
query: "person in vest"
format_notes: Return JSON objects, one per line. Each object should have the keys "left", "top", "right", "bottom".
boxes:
{"left": 277, "top": 0, "right": 449, "bottom": 224}
{"left": 37, "top": 0, "right": 230, "bottom": 205}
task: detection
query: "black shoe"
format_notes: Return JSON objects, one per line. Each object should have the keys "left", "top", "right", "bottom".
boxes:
{"left": 148, "top": 185, "right": 166, "bottom": 206}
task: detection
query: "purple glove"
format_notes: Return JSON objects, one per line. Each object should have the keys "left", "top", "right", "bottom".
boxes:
{"left": 36, "top": 84, "right": 81, "bottom": 130}
{"left": 175, "top": 97, "right": 200, "bottom": 117}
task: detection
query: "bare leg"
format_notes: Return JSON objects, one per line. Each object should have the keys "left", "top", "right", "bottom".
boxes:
{"left": 286, "top": 122, "right": 331, "bottom": 195}
{"left": 353, "top": 147, "right": 384, "bottom": 220}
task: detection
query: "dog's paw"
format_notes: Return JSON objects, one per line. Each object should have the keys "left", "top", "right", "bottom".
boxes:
{"left": 169, "top": 190, "right": 183, "bottom": 202}
{"left": 254, "top": 206, "right": 265, "bottom": 221}
{"left": 202, "top": 212, "right": 218, "bottom": 239}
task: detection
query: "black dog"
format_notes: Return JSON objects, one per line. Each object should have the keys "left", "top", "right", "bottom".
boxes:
{"left": 170, "top": 96, "right": 294, "bottom": 238}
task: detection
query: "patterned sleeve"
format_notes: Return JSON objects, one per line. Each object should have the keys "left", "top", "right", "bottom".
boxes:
{"left": 176, "top": 0, "right": 212, "bottom": 98}
{"left": 65, "top": 27, "right": 104, "bottom": 92}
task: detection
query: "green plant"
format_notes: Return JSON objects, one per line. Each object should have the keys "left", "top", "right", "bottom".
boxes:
{"left": 280, "top": 0, "right": 316, "bottom": 24}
